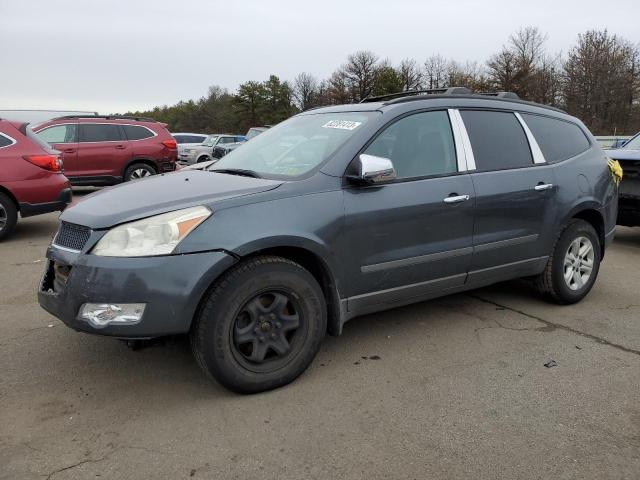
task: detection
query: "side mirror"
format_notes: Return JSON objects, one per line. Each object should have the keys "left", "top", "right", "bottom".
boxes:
{"left": 348, "top": 154, "right": 396, "bottom": 185}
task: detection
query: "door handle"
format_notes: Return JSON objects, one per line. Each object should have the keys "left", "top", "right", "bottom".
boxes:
{"left": 534, "top": 183, "right": 554, "bottom": 191}
{"left": 115, "top": 145, "right": 126, "bottom": 150}
{"left": 62, "top": 148, "right": 76, "bottom": 153}
{"left": 443, "top": 194, "right": 470, "bottom": 204}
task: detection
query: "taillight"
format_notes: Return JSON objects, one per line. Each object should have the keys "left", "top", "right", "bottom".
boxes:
{"left": 23, "top": 154, "right": 63, "bottom": 172}
{"left": 162, "top": 139, "right": 177, "bottom": 149}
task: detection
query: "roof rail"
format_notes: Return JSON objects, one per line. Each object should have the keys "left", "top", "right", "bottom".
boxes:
{"left": 52, "top": 114, "right": 158, "bottom": 122}
{"left": 360, "top": 87, "right": 471, "bottom": 103}
{"left": 476, "top": 91, "right": 520, "bottom": 100}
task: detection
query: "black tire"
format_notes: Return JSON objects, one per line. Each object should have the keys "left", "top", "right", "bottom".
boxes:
{"left": 534, "top": 219, "right": 601, "bottom": 304}
{"left": 124, "top": 163, "right": 156, "bottom": 181}
{"left": 190, "top": 255, "right": 326, "bottom": 393}
{"left": 0, "top": 192, "right": 18, "bottom": 241}
{"left": 196, "top": 156, "right": 210, "bottom": 163}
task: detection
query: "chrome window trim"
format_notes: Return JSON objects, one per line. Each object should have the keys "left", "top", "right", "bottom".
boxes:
{"left": 36, "top": 122, "right": 157, "bottom": 144}
{"left": 448, "top": 109, "right": 468, "bottom": 172}
{"left": 449, "top": 109, "right": 476, "bottom": 171}
{"left": 514, "top": 112, "right": 546, "bottom": 164}
{"left": 0, "top": 132, "right": 17, "bottom": 149}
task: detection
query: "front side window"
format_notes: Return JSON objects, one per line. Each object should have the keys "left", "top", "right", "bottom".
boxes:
{"left": 363, "top": 110, "right": 457, "bottom": 179}
{"left": 79, "top": 124, "right": 122, "bottom": 142}
{"left": 521, "top": 113, "right": 590, "bottom": 162}
{"left": 219, "top": 136, "right": 236, "bottom": 144}
{"left": 122, "top": 125, "right": 155, "bottom": 140}
{"left": 37, "top": 124, "right": 77, "bottom": 144}
{"left": 460, "top": 110, "right": 533, "bottom": 171}
{"left": 212, "top": 112, "right": 376, "bottom": 179}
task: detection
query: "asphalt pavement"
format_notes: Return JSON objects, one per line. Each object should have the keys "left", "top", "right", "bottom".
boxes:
{"left": 1, "top": 211, "right": 639, "bottom": 479}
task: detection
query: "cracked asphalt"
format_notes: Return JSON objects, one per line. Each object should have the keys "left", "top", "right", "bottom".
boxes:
{"left": 1, "top": 210, "right": 639, "bottom": 479}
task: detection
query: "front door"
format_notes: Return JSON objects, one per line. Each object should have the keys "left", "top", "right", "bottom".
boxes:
{"left": 341, "top": 110, "right": 476, "bottom": 312}
{"left": 36, "top": 123, "right": 79, "bottom": 176}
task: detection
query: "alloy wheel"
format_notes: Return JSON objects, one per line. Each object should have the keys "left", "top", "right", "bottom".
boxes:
{"left": 563, "top": 236, "right": 594, "bottom": 291}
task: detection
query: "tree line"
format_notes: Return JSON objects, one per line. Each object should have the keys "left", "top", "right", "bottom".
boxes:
{"left": 127, "top": 28, "right": 640, "bottom": 135}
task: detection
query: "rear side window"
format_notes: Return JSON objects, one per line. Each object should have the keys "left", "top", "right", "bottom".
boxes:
{"left": 460, "top": 110, "right": 533, "bottom": 171}
{"left": 122, "top": 125, "right": 155, "bottom": 140}
{"left": 521, "top": 114, "right": 590, "bottom": 163}
{"left": 364, "top": 110, "right": 458, "bottom": 179}
{"left": 37, "top": 124, "right": 77, "bottom": 144}
{"left": 0, "top": 133, "right": 14, "bottom": 148}
{"left": 79, "top": 124, "right": 123, "bottom": 142}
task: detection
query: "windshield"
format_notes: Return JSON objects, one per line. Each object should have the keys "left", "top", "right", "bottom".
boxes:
{"left": 212, "top": 112, "right": 376, "bottom": 178}
{"left": 202, "top": 135, "right": 219, "bottom": 147}
{"left": 623, "top": 134, "right": 640, "bottom": 150}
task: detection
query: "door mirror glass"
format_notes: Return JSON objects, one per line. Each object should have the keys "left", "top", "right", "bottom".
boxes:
{"left": 349, "top": 154, "right": 396, "bottom": 185}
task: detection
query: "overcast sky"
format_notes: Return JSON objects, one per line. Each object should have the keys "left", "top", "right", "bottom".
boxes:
{"left": 1, "top": 0, "right": 638, "bottom": 113}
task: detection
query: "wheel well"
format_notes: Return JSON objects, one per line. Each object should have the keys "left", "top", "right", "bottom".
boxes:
{"left": 0, "top": 185, "right": 19, "bottom": 212}
{"left": 123, "top": 158, "right": 157, "bottom": 177}
{"left": 245, "top": 247, "right": 342, "bottom": 336}
{"left": 572, "top": 209, "right": 605, "bottom": 257}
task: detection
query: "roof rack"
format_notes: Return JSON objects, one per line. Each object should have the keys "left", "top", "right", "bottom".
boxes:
{"left": 476, "top": 91, "right": 520, "bottom": 100}
{"left": 52, "top": 114, "right": 157, "bottom": 122}
{"left": 360, "top": 87, "right": 471, "bottom": 103}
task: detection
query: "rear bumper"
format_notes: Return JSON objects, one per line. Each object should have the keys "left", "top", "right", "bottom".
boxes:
{"left": 38, "top": 246, "right": 237, "bottom": 338}
{"left": 19, "top": 188, "right": 72, "bottom": 217}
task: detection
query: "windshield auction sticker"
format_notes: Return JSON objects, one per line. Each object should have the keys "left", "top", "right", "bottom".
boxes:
{"left": 322, "top": 120, "right": 362, "bottom": 130}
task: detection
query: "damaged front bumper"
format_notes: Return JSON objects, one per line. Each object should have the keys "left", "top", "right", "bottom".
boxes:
{"left": 37, "top": 245, "right": 236, "bottom": 338}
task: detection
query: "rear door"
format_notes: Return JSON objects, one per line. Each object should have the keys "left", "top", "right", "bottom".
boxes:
{"left": 459, "top": 109, "right": 558, "bottom": 284}
{"left": 342, "top": 110, "right": 476, "bottom": 311}
{"left": 77, "top": 123, "right": 131, "bottom": 179}
{"left": 36, "top": 123, "right": 79, "bottom": 175}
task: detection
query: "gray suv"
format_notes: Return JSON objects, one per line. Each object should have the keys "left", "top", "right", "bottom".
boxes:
{"left": 38, "top": 88, "right": 617, "bottom": 393}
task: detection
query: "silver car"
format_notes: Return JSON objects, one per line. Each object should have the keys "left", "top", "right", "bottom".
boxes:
{"left": 177, "top": 134, "right": 246, "bottom": 165}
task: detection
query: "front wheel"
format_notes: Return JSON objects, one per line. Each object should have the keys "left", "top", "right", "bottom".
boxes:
{"left": 534, "top": 219, "right": 601, "bottom": 304}
{"left": 190, "top": 256, "right": 326, "bottom": 393}
{"left": 196, "top": 155, "right": 210, "bottom": 163}
{"left": 124, "top": 163, "right": 156, "bottom": 181}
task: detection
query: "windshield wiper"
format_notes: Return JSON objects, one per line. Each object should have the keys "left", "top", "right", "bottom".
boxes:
{"left": 210, "top": 168, "right": 261, "bottom": 178}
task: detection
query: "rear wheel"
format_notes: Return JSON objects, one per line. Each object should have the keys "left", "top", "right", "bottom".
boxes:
{"left": 534, "top": 219, "right": 601, "bottom": 304}
{"left": 124, "top": 163, "right": 156, "bottom": 181}
{"left": 0, "top": 192, "right": 18, "bottom": 241}
{"left": 190, "top": 256, "right": 326, "bottom": 393}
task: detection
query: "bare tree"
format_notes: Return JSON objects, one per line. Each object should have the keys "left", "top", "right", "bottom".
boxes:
{"left": 292, "top": 72, "right": 319, "bottom": 111}
{"left": 328, "top": 68, "right": 351, "bottom": 104}
{"left": 424, "top": 54, "right": 448, "bottom": 89}
{"left": 343, "top": 50, "right": 380, "bottom": 102}
{"left": 563, "top": 30, "right": 640, "bottom": 134}
{"left": 398, "top": 58, "right": 422, "bottom": 91}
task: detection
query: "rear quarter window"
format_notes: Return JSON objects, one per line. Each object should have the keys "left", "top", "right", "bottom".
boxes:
{"left": 0, "top": 133, "right": 15, "bottom": 148}
{"left": 520, "top": 113, "right": 591, "bottom": 163}
{"left": 122, "top": 125, "right": 155, "bottom": 140}
{"left": 460, "top": 110, "right": 533, "bottom": 171}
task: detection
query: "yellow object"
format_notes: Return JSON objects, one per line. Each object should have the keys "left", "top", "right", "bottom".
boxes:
{"left": 607, "top": 158, "right": 623, "bottom": 185}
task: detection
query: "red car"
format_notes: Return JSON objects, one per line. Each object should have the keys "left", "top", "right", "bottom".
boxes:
{"left": 0, "top": 119, "right": 72, "bottom": 240}
{"left": 33, "top": 115, "right": 177, "bottom": 185}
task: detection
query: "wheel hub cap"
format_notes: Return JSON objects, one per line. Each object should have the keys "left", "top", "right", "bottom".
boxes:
{"left": 233, "top": 292, "right": 300, "bottom": 364}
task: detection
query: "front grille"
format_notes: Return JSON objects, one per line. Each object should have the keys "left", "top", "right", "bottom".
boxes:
{"left": 53, "top": 222, "right": 91, "bottom": 251}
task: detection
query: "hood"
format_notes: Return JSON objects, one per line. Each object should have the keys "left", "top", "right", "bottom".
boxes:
{"left": 605, "top": 148, "right": 640, "bottom": 161}
{"left": 61, "top": 170, "right": 283, "bottom": 229}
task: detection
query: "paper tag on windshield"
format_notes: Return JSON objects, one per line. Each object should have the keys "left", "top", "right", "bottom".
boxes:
{"left": 322, "top": 120, "right": 362, "bottom": 131}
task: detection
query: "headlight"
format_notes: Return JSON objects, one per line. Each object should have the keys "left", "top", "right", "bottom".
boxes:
{"left": 184, "top": 149, "right": 195, "bottom": 154}
{"left": 92, "top": 206, "right": 211, "bottom": 257}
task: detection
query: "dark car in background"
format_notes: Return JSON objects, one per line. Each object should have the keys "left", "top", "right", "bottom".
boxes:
{"left": 0, "top": 119, "right": 71, "bottom": 239}
{"left": 38, "top": 88, "right": 616, "bottom": 393}
{"left": 606, "top": 132, "right": 640, "bottom": 226}
{"left": 34, "top": 115, "right": 177, "bottom": 185}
